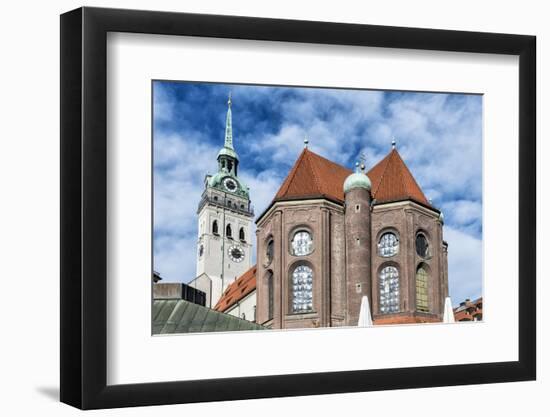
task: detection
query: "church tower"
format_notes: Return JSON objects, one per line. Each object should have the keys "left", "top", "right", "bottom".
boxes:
{"left": 343, "top": 162, "right": 373, "bottom": 326}
{"left": 194, "top": 95, "right": 254, "bottom": 308}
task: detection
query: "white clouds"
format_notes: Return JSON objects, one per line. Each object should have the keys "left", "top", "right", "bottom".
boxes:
{"left": 239, "top": 169, "right": 283, "bottom": 217}
{"left": 153, "top": 83, "right": 175, "bottom": 122}
{"left": 379, "top": 94, "right": 483, "bottom": 204}
{"left": 249, "top": 124, "right": 306, "bottom": 165}
{"left": 442, "top": 199, "right": 482, "bottom": 235}
{"left": 153, "top": 131, "right": 219, "bottom": 282}
{"left": 154, "top": 234, "right": 198, "bottom": 284}
{"left": 246, "top": 89, "right": 386, "bottom": 169}
{"left": 444, "top": 226, "right": 483, "bottom": 304}
{"left": 154, "top": 132, "right": 217, "bottom": 234}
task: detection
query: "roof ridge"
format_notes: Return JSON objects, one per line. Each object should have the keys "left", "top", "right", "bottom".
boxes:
{"left": 371, "top": 152, "right": 392, "bottom": 197}
{"left": 394, "top": 151, "right": 409, "bottom": 199}
{"left": 275, "top": 148, "right": 308, "bottom": 199}
{"left": 304, "top": 150, "right": 323, "bottom": 195}
{"left": 394, "top": 150, "right": 429, "bottom": 203}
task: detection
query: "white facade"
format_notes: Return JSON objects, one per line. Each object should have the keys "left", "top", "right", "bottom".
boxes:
{"left": 195, "top": 189, "right": 253, "bottom": 307}
{"left": 225, "top": 291, "right": 257, "bottom": 322}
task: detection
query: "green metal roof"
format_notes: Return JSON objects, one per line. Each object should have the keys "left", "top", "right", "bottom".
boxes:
{"left": 152, "top": 299, "right": 266, "bottom": 335}
{"left": 217, "top": 146, "right": 239, "bottom": 161}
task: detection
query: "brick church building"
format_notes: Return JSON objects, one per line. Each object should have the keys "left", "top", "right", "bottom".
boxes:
{"left": 195, "top": 97, "right": 449, "bottom": 328}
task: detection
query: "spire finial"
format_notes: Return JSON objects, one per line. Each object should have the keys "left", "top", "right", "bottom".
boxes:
{"left": 304, "top": 135, "right": 309, "bottom": 148}
{"left": 224, "top": 93, "right": 233, "bottom": 149}
{"left": 359, "top": 152, "right": 366, "bottom": 172}
{"left": 354, "top": 161, "right": 360, "bottom": 173}
{"left": 391, "top": 138, "right": 396, "bottom": 150}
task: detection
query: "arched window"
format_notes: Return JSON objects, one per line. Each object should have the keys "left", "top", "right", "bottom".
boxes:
{"left": 226, "top": 224, "right": 232, "bottom": 238}
{"left": 416, "top": 233, "right": 429, "bottom": 258}
{"left": 378, "top": 232, "right": 399, "bottom": 257}
{"left": 267, "top": 271, "right": 274, "bottom": 320}
{"left": 379, "top": 265, "right": 399, "bottom": 314}
{"left": 416, "top": 266, "right": 429, "bottom": 312}
{"left": 212, "top": 220, "right": 219, "bottom": 235}
{"left": 239, "top": 227, "right": 245, "bottom": 241}
{"left": 266, "top": 239, "right": 274, "bottom": 265}
{"left": 291, "top": 265, "right": 313, "bottom": 313}
{"left": 291, "top": 230, "right": 313, "bottom": 256}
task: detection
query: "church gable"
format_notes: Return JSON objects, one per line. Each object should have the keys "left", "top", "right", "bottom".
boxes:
{"left": 367, "top": 149, "right": 431, "bottom": 206}
{"left": 273, "top": 148, "right": 352, "bottom": 204}
{"left": 272, "top": 147, "right": 431, "bottom": 209}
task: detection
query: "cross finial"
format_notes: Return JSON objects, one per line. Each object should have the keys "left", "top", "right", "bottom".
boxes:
{"left": 304, "top": 135, "right": 309, "bottom": 148}
{"left": 391, "top": 138, "right": 396, "bottom": 150}
{"left": 358, "top": 152, "right": 366, "bottom": 172}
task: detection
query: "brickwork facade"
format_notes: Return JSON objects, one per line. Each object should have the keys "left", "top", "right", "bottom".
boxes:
{"left": 253, "top": 148, "right": 449, "bottom": 328}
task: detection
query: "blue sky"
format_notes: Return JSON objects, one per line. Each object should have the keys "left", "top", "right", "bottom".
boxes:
{"left": 153, "top": 81, "right": 483, "bottom": 304}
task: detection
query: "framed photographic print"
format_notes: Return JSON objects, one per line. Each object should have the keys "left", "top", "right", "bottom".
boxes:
{"left": 60, "top": 6, "right": 536, "bottom": 410}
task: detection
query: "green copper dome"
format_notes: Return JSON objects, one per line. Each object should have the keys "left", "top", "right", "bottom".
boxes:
{"left": 208, "top": 172, "right": 249, "bottom": 198}
{"left": 217, "top": 146, "right": 239, "bottom": 160}
{"left": 343, "top": 164, "right": 371, "bottom": 194}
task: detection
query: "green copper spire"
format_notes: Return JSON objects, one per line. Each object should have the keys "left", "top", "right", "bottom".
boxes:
{"left": 217, "top": 93, "right": 239, "bottom": 161}
{"left": 224, "top": 92, "right": 233, "bottom": 149}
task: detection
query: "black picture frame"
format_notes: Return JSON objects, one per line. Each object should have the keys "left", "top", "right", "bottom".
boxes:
{"left": 60, "top": 6, "right": 536, "bottom": 410}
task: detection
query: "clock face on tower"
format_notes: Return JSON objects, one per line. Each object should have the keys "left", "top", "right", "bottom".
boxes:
{"left": 228, "top": 245, "right": 244, "bottom": 263}
{"left": 223, "top": 177, "right": 238, "bottom": 192}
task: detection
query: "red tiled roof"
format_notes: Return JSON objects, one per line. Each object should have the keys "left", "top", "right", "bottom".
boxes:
{"left": 273, "top": 148, "right": 352, "bottom": 204}
{"left": 367, "top": 149, "right": 430, "bottom": 206}
{"left": 271, "top": 147, "right": 430, "bottom": 208}
{"left": 214, "top": 265, "right": 257, "bottom": 312}
{"left": 453, "top": 297, "right": 483, "bottom": 321}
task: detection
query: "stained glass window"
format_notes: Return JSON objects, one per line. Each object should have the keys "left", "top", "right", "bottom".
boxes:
{"left": 378, "top": 232, "right": 399, "bottom": 257}
{"left": 379, "top": 266, "right": 399, "bottom": 314}
{"left": 416, "top": 266, "right": 429, "bottom": 312}
{"left": 291, "top": 231, "right": 313, "bottom": 256}
{"left": 292, "top": 265, "right": 313, "bottom": 313}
